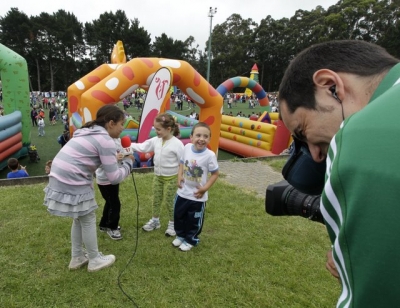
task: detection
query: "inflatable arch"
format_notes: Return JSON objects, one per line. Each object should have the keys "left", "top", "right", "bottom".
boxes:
{"left": 0, "top": 44, "right": 31, "bottom": 170}
{"left": 68, "top": 58, "right": 223, "bottom": 152}
{"left": 216, "top": 76, "right": 270, "bottom": 110}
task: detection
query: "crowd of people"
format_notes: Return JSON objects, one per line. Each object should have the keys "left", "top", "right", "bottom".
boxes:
{"left": 223, "top": 92, "right": 280, "bottom": 113}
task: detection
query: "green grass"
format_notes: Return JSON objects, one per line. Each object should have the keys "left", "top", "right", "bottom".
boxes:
{"left": 126, "top": 100, "right": 267, "bottom": 120}
{"left": 265, "top": 159, "right": 287, "bottom": 172}
{"left": 0, "top": 173, "right": 340, "bottom": 307}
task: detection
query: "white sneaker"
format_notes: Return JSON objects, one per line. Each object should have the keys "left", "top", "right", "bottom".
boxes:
{"left": 179, "top": 242, "right": 194, "bottom": 252}
{"left": 142, "top": 219, "right": 161, "bottom": 232}
{"left": 68, "top": 255, "right": 89, "bottom": 270}
{"left": 107, "top": 229, "right": 122, "bottom": 240}
{"left": 165, "top": 221, "right": 176, "bottom": 237}
{"left": 87, "top": 253, "right": 116, "bottom": 272}
{"left": 172, "top": 237, "right": 184, "bottom": 247}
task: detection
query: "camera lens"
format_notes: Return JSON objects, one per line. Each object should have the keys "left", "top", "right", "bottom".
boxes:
{"left": 265, "top": 180, "right": 324, "bottom": 224}
{"left": 284, "top": 187, "right": 322, "bottom": 222}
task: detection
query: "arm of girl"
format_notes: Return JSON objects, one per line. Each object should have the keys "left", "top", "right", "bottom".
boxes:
{"left": 99, "top": 140, "right": 134, "bottom": 184}
{"left": 177, "top": 163, "right": 184, "bottom": 188}
{"left": 130, "top": 137, "right": 156, "bottom": 153}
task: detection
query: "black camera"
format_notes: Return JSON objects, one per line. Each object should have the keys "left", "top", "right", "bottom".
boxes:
{"left": 265, "top": 180, "right": 323, "bottom": 223}
{"left": 265, "top": 139, "right": 326, "bottom": 224}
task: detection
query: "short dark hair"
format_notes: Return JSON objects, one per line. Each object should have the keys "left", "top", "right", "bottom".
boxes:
{"left": 279, "top": 40, "right": 399, "bottom": 113}
{"left": 82, "top": 105, "right": 125, "bottom": 128}
{"left": 8, "top": 158, "right": 19, "bottom": 170}
{"left": 191, "top": 122, "right": 211, "bottom": 137}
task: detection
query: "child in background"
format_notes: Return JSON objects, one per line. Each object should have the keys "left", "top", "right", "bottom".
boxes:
{"left": 62, "top": 113, "right": 67, "bottom": 125}
{"left": 49, "top": 108, "right": 55, "bottom": 125}
{"left": 130, "top": 113, "right": 184, "bottom": 236}
{"left": 96, "top": 138, "right": 125, "bottom": 240}
{"left": 38, "top": 108, "right": 45, "bottom": 118}
{"left": 173, "top": 122, "right": 219, "bottom": 251}
{"left": 45, "top": 160, "right": 52, "bottom": 175}
{"left": 38, "top": 116, "right": 45, "bottom": 136}
{"left": 7, "top": 158, "right": 29, "bottom": 179}
{"left": 43, "top": 105, "right": 135, "bottom": 272}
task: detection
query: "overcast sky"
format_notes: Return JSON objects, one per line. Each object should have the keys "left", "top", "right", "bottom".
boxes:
{"left": 5, "top": 0, "right": 338, "bottom": 49}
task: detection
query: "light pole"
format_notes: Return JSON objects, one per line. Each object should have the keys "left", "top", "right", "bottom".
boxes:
{"left": 206, "top": 7, "right": 217, "bottom": 83}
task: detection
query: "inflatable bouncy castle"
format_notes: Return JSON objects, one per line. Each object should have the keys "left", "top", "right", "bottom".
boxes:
{"left": 0, "top": 44, "right": 31, "bottom": 170}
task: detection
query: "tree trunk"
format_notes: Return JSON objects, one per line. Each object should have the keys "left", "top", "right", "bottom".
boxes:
{"left": 35, "top": 58, "right": 41, "bottom": 92}
{"left": 49, "top": 61, "right": 54, "bottom": 92}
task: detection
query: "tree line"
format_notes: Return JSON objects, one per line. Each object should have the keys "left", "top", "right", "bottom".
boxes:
{"left": 0, "top": 0, "right": 399, "bottom": 93}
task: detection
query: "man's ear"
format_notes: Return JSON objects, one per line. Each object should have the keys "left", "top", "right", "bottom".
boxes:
{"left": 313, "top": 69, "right": 343, "bottom": 94}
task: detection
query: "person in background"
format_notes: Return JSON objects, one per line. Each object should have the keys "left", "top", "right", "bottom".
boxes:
{"left": 43, "top": 105, "right": 135, "bottom": 272}
{"left": 7, "top": 158, "right": 29, "bottom": 179}
{"left": 37, "top": 115, "right": 45, "bottom": 136}
{"left": 45, "top": 160, "right": 52, "bottom": 175}
{"left": 30, "top": 107, "right": 38, "bottom": 127}
{"left": 130, "top": 113, "right": 184, "bottom": 237}
{"left": 49, "top": 108, "right": 55, "bottom": 125}
{"left": 173, "top": 122, "right": 219, "bottom": 251}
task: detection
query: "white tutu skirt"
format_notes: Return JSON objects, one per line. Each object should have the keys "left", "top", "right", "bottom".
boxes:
{"left": 43, "top": 185, "right": 98, "bottom": 219}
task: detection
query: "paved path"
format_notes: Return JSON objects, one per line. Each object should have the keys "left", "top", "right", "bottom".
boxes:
{"left": 217, "top": 160, "right": 284, "bottom": 198}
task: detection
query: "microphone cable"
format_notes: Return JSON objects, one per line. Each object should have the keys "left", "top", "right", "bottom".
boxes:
{"left": 117, "top": 171, "right": 140, "bottom": 307}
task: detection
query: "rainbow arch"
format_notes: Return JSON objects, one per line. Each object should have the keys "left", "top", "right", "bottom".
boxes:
{"left": 216, "top": 76, "right": 269, "bottom": 108}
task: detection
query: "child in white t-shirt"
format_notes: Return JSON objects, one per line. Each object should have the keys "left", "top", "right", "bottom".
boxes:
{"left": 172, "top": 122, "right": 219, "bottom": 251}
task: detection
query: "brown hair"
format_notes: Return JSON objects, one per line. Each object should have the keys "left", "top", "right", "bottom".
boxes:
{"left": 154, "top": 113, "right": 180, "bottom": 137}
{"left": 191, "top": 122, "right": 211, "bottom": 137}
{"left": 82, "top": 105, "right": 125, "bottom": 129}
{"left": 45, "top": 160, "right": 52, "bottom": 168}
{"left": 7, "top": 158, "right": 19, "bottom": 170}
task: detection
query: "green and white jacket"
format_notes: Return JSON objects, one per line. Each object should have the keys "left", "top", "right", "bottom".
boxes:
{"left": 321, "top": 63, "right": 400, "bottom": 308}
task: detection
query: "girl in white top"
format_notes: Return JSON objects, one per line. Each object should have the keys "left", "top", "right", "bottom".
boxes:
{"left": 130, "top": 113, "right": 184, "bottom": 237}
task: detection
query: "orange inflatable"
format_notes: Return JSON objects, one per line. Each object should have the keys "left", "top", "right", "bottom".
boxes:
{"left": 68, "top": 57, "right": 223, "bottom": 153}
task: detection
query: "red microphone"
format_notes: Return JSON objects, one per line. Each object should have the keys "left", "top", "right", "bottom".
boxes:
{"left": 120, "top": 135, "right": 132, "bottom": 156}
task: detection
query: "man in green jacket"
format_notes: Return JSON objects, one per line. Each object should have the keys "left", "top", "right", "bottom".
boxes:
{"left": 279, "top": 40, "right": 400, "bottom": 307}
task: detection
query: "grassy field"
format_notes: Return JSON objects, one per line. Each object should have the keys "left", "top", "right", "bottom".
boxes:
{"left": 0, "top": 172, "right": 339, "bottom": 307}
{"left": 0, "top": 101, "right": 270, "bottom": 178}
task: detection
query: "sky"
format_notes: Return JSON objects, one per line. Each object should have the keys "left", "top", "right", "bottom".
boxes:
{"left": 4, "top": 0, "right": 338, "bottom": 49}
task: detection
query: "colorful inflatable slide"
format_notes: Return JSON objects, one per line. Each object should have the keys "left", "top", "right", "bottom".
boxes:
{"left": 0, "top": 44, "right": 31, "bottom": 170}
{"left": 169, "top": 110, "right": 290, "bottom": 158}
{"left": 219, "top": 114, "right": 291, "bottom": 157}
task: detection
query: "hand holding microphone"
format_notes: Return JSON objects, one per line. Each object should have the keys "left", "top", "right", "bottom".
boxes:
{"left": 121, "top": 135, "right": 136, "bottom": 170}
{"left": 121, "top": 135, "right": 133, "bottom": 156}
